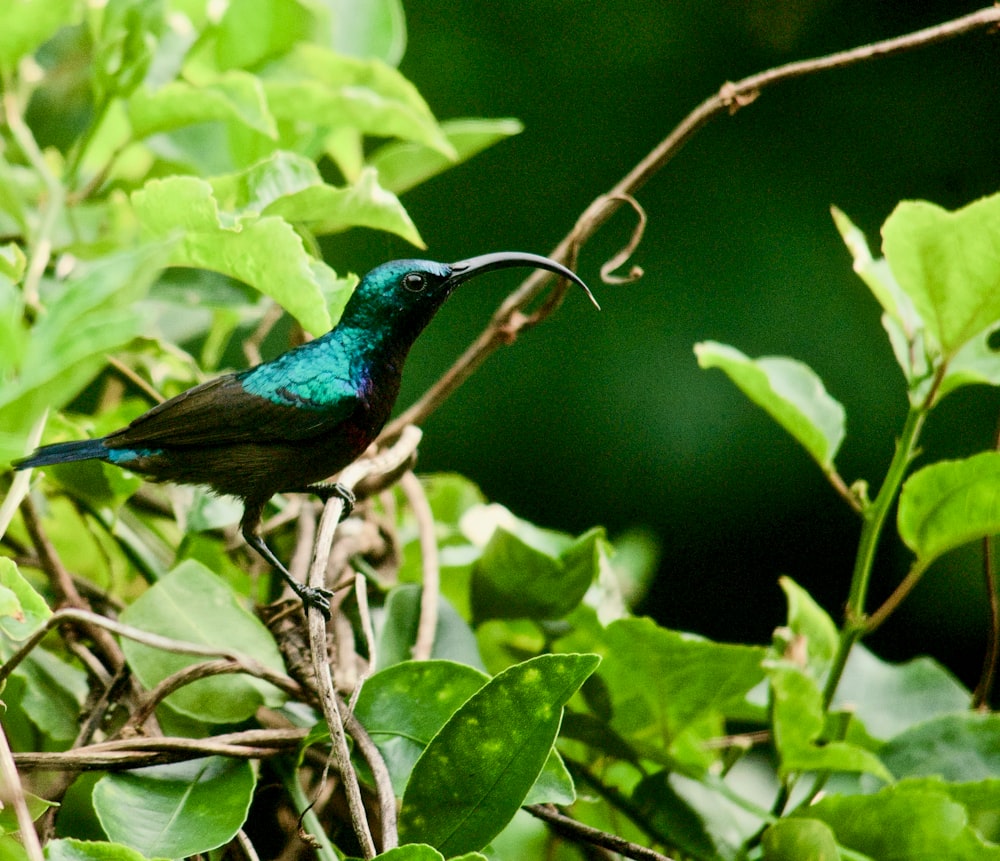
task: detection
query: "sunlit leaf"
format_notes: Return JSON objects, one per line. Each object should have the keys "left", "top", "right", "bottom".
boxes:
{"left": 128, "top": 72, "right": 276, "bottom": 139}
{"left": 883, "top": 193, "right": 1000, "bottom": 357}
{"left": 777, "top": 576, "right": 838, "bottom": 679}
{"left": 695, "top": 341, "right": 845, "bottom": 471}
{"left": 0, "top": 558, "right": 50, "bottom": 639}
{"left": 329, "top": 0, "right": 407, "bottom": 66}
{"left": 897, "top": 452, "right": 1000, "bottom": 572}
{"left": 131, "top": 175, "right": 345, "bottom": 335}
{"left": 0, "top": 0, "right": 80, "bottom": 65}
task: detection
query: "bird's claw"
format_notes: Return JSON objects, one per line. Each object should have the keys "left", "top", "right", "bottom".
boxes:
{"left": 297, "top": 584, "right": 334, "bottom": 620}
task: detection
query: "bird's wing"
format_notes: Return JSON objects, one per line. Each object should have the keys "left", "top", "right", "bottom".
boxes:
{"left": 107, "top": 373, "right": 361, "bottom": 448}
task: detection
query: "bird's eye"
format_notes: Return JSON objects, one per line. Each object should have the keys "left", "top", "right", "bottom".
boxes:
{"left": 402, "top": 272, "right": 426, "bottom": 293}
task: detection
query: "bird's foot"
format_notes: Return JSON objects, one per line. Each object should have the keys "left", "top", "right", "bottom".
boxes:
{"left": 294, "top": 583, "right": 334, "bottom": 620}
{"left": 307, "top": 481, "right": 356, "bottom": 521}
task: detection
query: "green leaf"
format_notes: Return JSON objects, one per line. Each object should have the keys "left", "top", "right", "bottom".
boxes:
{"left": 330, "top": 0, "right": 407, "bottom": 66}
{"left": 93, "top": 757, "right": 255, "bottom": 858}
{"left": 0, "top": 243, "right": 26, "bottom": 282}
{"left": 762, "top": 818, "right": 841, "bottom": 861}
{"left": 372, "top": 846, "right": 444, "bottom": 861}
{"left": 898, "top": 452, "right": 1000, "bottom": 572}
{"left": 399, "top": 653, "right": 599, "bottom": 856}
{"left": 881, "top": 713, "right": 1000, "bottom": 781}
{"left": 804, "top": 779, "right": 1000, "bottom": 860}
{"left": 91, "top": 0, "right": 164, "bottom": 102}
{"left": 0, "top": 0, "right": 80, "bottom": 66}
{"left": 118, "top": 559, "right": 286, "bottom": 723}
{"left": 695, "top": 341, "right": 845, "bottom": 471}
{"left": 597, "top": 617, "right": 766, "bottom": 768}
{"left": 0, "top": 787, "right": 55, "bottom": 832}
{"left": 369, "top": 117, "right": 524, "bottom": 195}
{"left": 213, "top": 0, "right": 312, "bottom": 70}
{"left": 6, "top": 647, "right": 88, "bottom": 741}
{"left": 44, "top": 838, "right": 151, "bottom": 861}
{"left": 354, "top": 660, "right": 490, "bottom": 794}
{"left": 768, "top": 663, "right": 892, "bottom": 781}
{"left": 131, "top": 175, "right": 343, "bottom": 335}
{"left": 0, "top": 244, "right": 170, "bottom": 459}
{"left": 128, "top": 72, "right": 277, "bottom": 139}
{"left": 471, "top": 522, "right": 604, "bottom": 623}
{"left": 0, "top": 557, "right": 51, "bottom": 640}
{"left": 209, "top": 152, "right": 422, "bottom": 245}
{"left": 778, "top": 576, "right": 838, "bottom": 679}
{"left": 376, "top": 584, "right": 485, "bottom": 671}
{"left": 883, "top": 193, "right": 1000, "bottom": 357}
{"left": 265, "top": 44, "right": 455, "bottom": 157}
{"left": 934, "top": 322, "right": 1000, "bottom": 402}
{"left": 832, "top": 644, "right": 969, "bottom": 741}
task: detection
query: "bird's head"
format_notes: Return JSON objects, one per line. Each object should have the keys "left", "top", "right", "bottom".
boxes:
{"left": 342, "top": 251, "right": 598, "bottom": 337}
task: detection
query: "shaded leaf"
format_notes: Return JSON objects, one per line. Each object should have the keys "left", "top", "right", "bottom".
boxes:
{"left": 376, "top": 584, "right": 484, "bottom": 671}
{"left": 119, "top": 560, "right": 286, "bottom": 723}
{"left": 471, "top": 522, "right": 604, "bottom": 623}
{"left": 762, "top": 818, "right": 840, "bottom": 861}
{"left": 399, "top": 653, "right": 599, "bottom": 856}
{"left": 597, "top": 617, "right": 766, "bottom": 769}
{"left": 881, "top": 713, "right": 1000, "bottom": 781}
{"left": 898, "top": 452, "right": 1000, "bottom": 572}
{"left": 93, "top": 757, "right": 254, "bottom": 858}
{"left": 7, "top": 647, "right": 88, "bottom": 741}
{"left": 804, "top": 779, "right": 1000, "bottom": 860}
{"left": 695, "top": 341, "right": 845, "bottom": 470}
{"left": 768, "top": 663, "right": 892, "bottom": 781}
{"left": 831, "top": 644, "right": 969, "bottom": 741}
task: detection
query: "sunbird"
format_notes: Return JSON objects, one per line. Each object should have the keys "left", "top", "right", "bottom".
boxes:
{"left": 14, "top": 252, "right": 598, "bottom": 617}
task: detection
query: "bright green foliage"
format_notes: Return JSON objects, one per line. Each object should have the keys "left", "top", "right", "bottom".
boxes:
{"left": 898, "top": 452, "right": 1000, "bottom": 573}
{"left": 3, "top": 1, "right": 1000, "bottom": 858}
{"left": 695, "top": 341, "right": 845, "bottom": 471}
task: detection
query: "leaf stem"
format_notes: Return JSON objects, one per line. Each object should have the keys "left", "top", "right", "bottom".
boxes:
{"left": 822, "top": 404, "right": 926, "bottom": 708}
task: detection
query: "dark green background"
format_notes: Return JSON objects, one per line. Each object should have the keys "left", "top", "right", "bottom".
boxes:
{"left": 325, "top": 1, "right": 1000, "bottom": 685}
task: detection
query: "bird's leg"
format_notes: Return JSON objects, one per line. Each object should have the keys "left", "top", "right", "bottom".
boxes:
{"left": 297, "top": 481, "right": 356, "bottom": 520}
{"left": 240, "top": 499, "right": 333, "bottom": 619}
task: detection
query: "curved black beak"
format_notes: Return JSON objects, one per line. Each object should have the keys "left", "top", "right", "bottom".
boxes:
{"left": 447, "top": 251, "right": 600, "bottom": 310}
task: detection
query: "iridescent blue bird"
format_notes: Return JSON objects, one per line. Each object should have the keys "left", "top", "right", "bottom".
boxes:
{"left": 14, "top": 252, "right": 598, "bottom": 617}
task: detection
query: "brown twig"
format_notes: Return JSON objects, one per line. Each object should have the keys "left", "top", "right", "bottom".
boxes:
{"left": 14, "top": 728, "right": 307, "bottom": 772}
{"left": 304, "top": 427, "right": 423, "bottom": 856}
{"left": 399, "top": 471, "right": 440, "bottom": 661}
{"left": 525, "top": 805, "right": 674, "bottom": 861}
{"left": 0, "top": 721, "right": 45, "bottom": 861}
{"left": 381, "top": 5, "right": 1000, "bottom": 439}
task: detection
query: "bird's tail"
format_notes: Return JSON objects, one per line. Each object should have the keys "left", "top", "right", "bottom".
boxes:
{"left": 13, "top": 438, "right": 108, "bottom": 470}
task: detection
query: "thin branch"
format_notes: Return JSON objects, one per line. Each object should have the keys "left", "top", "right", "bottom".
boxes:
{"left": 0, "top": 721, "right": 45, "bottom": 861}
{"left": 123, "top": 658, "right": 305, "bottom": 732}
{"left": 864, "top": 563, "right": 925, "bottom": 633}
{"left": 525, "top": 805, "right": 674, "bottom": 861}
{"left": 400, "top": 471, "right": 439, "bottom": 661}
{"left": 381, "top": 5, "right": 1000, "bottom": 439}
{"left": 304, "top": 427, "right": 422, "bottom": 856}
{"left": 15, "top": 728, "right": 307, "bottom": 772}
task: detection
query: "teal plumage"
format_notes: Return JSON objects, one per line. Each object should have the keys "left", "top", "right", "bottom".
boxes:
{"left": 14, "top": 253, "right": 597, "bottom": 616}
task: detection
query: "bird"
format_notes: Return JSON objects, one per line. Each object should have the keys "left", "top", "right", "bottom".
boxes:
{"left": 13, "top": 252, "right": 598, "bottom": 618}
